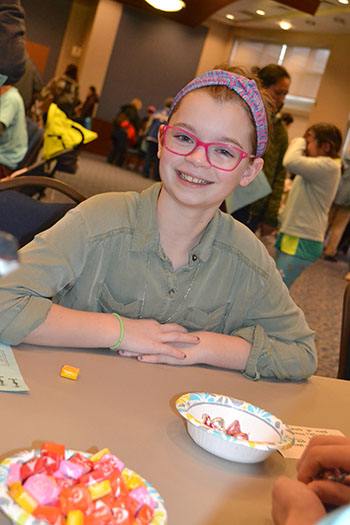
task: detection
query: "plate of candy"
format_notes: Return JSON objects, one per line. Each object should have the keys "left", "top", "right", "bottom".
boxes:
{"left": 176, "top": 392, "right": 294, "bottom": 463}
{"left": 0, "top": 442, "right": 167, "bottom": 524}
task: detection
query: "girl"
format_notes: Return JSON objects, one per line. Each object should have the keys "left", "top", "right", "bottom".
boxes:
{"left": 0, "top": 68, "right": 317, "bottom": 381}
{"left": 275, "top": 123, "right": 342, "bottom": 288}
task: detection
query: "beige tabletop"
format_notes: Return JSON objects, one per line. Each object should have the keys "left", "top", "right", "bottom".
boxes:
{"left": 1, "top": 344, "right": 350, "bottom": 525}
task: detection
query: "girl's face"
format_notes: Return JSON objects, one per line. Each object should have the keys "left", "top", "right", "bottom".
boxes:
{"left": 304, "top": 129, "right": 329, "bottom": 157}
{"left": 265, "top": 77, "right": 290, "bottom": 111}
{"left": 157, "top": 90, "right": 263, "bottom": 212}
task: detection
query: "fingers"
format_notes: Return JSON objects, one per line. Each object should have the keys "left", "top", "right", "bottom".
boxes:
{"left": 138, "top": 354, "right": 188, "bottom": 365}
{"left": 162, "top": 323, "right": 189, "bottom": 333}
{"left": 120, "top": 318, "right": 200, "bottom": 359}
{"left": 119, "top": 342, "right": 187, "bottom": 360}
{"left": 297, "top": 445, "right": 350, "bottom": 483}
{"left": 271, "top": 477, "right": 326, "bottom": 525}
{"left": 161, "top": 330, "right": 199, "bottom": 345}
{"left": 118, "top": 350, "right": 190, "bottom": 365}
{"left": 308, "top": 480, "right": 350, "bottom": 508}
{"left": 297, "top": 436, "right": 350, "bottom": 470}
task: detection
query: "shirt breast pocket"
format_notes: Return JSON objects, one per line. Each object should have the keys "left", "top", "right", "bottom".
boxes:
{"left": 182, "top": 304, "right": 228, "bottom": 333}
{"left": 98, "top": 283, "right": 142, "bottom": 318}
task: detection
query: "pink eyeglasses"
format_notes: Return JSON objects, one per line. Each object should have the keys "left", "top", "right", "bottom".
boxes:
{"left": 162, "top": 125, "right": 254, "bottom": 171}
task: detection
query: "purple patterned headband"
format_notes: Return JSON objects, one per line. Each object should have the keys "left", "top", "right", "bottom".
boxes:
{"left": 169, "top": 69, "right": 268, "bottom": 157}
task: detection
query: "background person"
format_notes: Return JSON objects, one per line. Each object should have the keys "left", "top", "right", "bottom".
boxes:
{"left": 248, "top": 64, "right": 291, "bottom": 235}
{"left": 274, "top": 123, "right": 342, "bottom": 288}
{"left": 0, "top": 0, "right": 27, "bottom": 88}
{"left": 232, "top": 64, "right": 291, "bottom": 235}
{"left": 142, "top": 97, "right": 173, "bottom": 180}
{"left": 40, "top": 63, "right": 80, "bottom": 119}
{"left": 107, "top": 97, "right": 143, "bottom": 167}
{"left": 323, "top": 160, "right": 350, "bottom": 262}
{"left": 74, "top": 85, "right": 99, "bottom": 130}
{"left": 0, "top": 0, "right": 28, "bottom": 178}
{"left": 14, "top": 56, "right": 43, "bottom": 117}
{"left": 0, "top": 82, "right": 27, "bottom": 177}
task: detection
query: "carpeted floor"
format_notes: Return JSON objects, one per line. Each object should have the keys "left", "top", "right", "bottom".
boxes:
{"left": 289, "top": 257, "right": 348, "bottom": 378}
{"left": 51, "top": 151, "right": 349, "bottom": 379}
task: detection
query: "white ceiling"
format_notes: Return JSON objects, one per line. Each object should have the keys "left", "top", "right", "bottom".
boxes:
{"left": 209, "top": 0, "right": 350, "bottom": 34}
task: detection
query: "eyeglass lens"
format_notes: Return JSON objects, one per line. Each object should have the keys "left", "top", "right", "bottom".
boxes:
{"left": 164, "top": 127, "right": 243, "bottom": 171}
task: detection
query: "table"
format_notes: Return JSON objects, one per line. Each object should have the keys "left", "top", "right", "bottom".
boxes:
{"left": 1, "top": 344, "right": 350, "bottom": 525}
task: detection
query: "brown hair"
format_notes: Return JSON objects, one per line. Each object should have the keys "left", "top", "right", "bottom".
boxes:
{"left": 308, "top": 123, "right": 342, "bottom": 159}
{"left": 169, "top": 64, "right": 271, "bottom": 156}
{"left": 257, "top": 64, "right": 290, "bottom": 88}
{"left": 65, "top": 64, "right": 78, "bottom": 81}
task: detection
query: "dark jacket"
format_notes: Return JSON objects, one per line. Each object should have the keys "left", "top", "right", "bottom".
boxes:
{"left": 41, "top": 74, "right": 79, "bottom": 118}
{"left": 249, "top": 115, "right": 289, "bottom": 227}
{"left": 80, "top": 93, "right": 98, "bottom": 118}
{"left": 114, "top": 103, "right": 142, "bottom": 132}
{"left": 0, "top": 0, "right": 27, "bottom": 85}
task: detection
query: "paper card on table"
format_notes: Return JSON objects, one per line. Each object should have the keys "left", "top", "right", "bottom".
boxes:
{"left": 280, "top": 425, "right": 344, "bottom": 459}
{"left": 0, "top": 342, "right": 29, "bottom": 392}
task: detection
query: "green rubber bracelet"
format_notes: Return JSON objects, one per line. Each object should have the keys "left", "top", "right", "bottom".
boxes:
{"left": 110, "top": 313, "right": 124, "bottom": 350}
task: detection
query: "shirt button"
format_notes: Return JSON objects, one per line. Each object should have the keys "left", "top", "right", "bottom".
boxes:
{"left": 169, "top": 289, "right": 175, "bottom": 296}
{"left": 192, "top": 254, "right": 198, "bottom": 261}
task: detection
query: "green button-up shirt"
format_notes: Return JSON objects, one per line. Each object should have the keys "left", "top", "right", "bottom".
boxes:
{"left": 0, "top": 183, "right": 316, "bottom": 380}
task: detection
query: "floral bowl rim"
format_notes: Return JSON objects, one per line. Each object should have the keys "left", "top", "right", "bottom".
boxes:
{"left": 175, "top": 392, "right": 294, "bottom": 452}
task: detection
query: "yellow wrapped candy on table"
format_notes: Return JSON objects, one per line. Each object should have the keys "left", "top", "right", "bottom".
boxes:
{"left": 60, "top": 365, "right": 80, "bottom": 380}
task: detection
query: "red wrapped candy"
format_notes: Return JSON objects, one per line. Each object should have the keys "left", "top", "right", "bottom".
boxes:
{"left": 59, "top": 484, "right": 93, "bottom": 514}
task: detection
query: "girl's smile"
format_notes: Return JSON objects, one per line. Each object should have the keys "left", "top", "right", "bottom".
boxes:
{"left": 177, "top": 170, "right": 212, "bottom": 185}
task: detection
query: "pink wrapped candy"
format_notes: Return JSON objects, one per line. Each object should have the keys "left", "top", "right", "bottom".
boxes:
{"left": 59, "top": 460, "right": 85, "bottom": 480}
{"left": 23, "top": 473, "right": 60, "bottom": 505}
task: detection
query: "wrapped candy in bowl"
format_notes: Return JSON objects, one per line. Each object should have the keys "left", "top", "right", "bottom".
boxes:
{"left": 0, "top": 443, "right": 167, "bottom": 524}
{"left": 176, "top": 392, "right": 294, "bottom": 464}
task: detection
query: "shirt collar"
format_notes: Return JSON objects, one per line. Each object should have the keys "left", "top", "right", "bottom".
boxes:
{"left": 131, "top": 182, "right": 221, "bottom": 264}
{"left": 131, "top": 183, "right": 161, "bottom": 252}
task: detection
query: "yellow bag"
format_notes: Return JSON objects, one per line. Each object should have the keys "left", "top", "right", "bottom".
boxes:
{"left": 42, "top": 103, "right": 98, "bottom": 160}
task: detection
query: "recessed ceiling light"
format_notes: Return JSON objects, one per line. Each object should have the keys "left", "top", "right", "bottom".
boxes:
{"left": 279, "top": 20, "right": 292, "bottom": 30}
{"left": 256, "top": 9, "right": 265, "bottom": 16}
{"left": 338, "top": 0, "right": 349, "bottom": 5}
{"left": 145, "top": 0, "right": 186, "bottom": 12}
{"left": 226, "top": 13, "right": 235, "bottom": 20}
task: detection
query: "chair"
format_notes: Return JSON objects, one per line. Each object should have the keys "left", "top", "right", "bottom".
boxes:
{"left": 0, "top": 176, "right": 86, "bottom": 248}
{"left": 8, "top": 145, "right": 80, "bottom": 199}
{"left": 17, "top": 118, "right": 45, "bottom": 169}
{"left": 337, "top": 282, "right": 350, "bottom": 380}
{"left": 0, "top": 118, "right": 44, "bottom": 179}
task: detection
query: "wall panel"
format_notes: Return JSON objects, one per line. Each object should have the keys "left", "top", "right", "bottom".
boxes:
{"left": 22, "top": 0, "right": 72, "bottom": 82}
{"left": 97, "top": 6, "right": 208, "bottom": 121}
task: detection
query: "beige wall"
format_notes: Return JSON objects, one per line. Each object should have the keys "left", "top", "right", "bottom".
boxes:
{"left": 309, "top": 33, "right": 350, "bottom": 137}
{"left": 56, "top": 0, "right": 123, "bottom": 108}
{"left": 196, "top": 21, "right": 232, "bottom": 75}
{"left": 78, "top": 0, "right": 123, "bottom": 102}
{"left": 55, "top": 0, "right": 98, "bottom": 77}
{"left": 197, "top": 25, "right": 350, "bottom": 140}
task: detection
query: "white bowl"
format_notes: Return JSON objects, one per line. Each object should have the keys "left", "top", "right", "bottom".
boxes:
{"left": 176, "top": 392, "right": 294, "bottom": 464}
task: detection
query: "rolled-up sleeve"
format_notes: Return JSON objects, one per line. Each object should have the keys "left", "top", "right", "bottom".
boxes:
{"left": 230, "top": 258, "right": 317, "bottom": 381}
{"left": 235, "top": 324, "right": 316, "bottom": 381}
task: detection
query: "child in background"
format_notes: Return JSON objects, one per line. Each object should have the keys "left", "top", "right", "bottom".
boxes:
{"left": 275, "top": 124, "right": 342, "bottom": 288}
{"left": 0, "top": 67, "right": 317, "bottom": 381}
